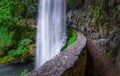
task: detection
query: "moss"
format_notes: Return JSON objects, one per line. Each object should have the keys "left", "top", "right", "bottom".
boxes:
{"left": 20, "top": 69, "right": 28, "bottom": 76}
{"left": 80, "top": 13, "right": 85, "bottom": 17}
{"left": 106, "top": 51, "right": 111, "bottom": 59}
{"left": 67, "top": 0, "right": 84, "bottom": 11}
{"left": 63, "top": 29, "right": 77, "bottom": 49}
{"left": 93, "top": 7, "right": 101, "bottom": 20}
{"left": 0, "top": 56, "right": 15, "bottom": 64}
{"left": 92, "top": 0, "right": 104, "bottom": 22}
{"left": 67, "top": 29, "right": 77, "bottom": 46}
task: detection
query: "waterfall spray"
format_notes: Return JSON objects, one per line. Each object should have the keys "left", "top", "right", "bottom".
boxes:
{"left": 36, "top": 0, "right": 66, "bottom": 68}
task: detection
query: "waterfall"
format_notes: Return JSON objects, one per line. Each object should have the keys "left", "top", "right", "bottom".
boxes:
{"left": 36, "top": 0, "right": 66, "bottom": 68}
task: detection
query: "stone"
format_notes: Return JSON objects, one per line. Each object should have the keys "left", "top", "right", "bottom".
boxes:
{"left": 118, "top": 4, "right": 120, "bottom": 11}
{"left": 26, "top": 32, "right": 87, "bottom": 76}
{"left": 87, "top": 28, "right": 94, "bottom": 34}
{"left": 108, "top": 0, "right": 115, "bottom": 6}
{"left": 66, "top": 10, "right": 82, "bottom": 29}
{"left": 92, "top": 39, "right": 109, "bottom": 52}
{"left": 97, "top": 39, "right": 109, "bottom": 47}
{"left": 109, "top": 27, "right": 120, "bottom": 62}
{"left": 91, "top": 33, "right": 101, "bottom": 39}
{"left": 116, "top": 49, "right": 120, "bottom": 71}
{"left": 117, "top": 0, "right": 120, "bottom": 3}
{"left": 110, "top": 28, "right": 120, "bottom": 48}
{"left": 86, "top": 40, "right": 120, "bottom": 76}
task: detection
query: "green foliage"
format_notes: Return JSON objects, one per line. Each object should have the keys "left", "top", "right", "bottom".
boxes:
{"left": 12, "top": 0, "right": 38, "bottom": 19}
{"left": 0, "top": 49, "right": 5, "bottom": 56}
{"left": 0, "top": 0, "right": 37, "bottom": 33}
{"left": 12, "top": 25, "right": 36, "bottom": 42}
{"left": 8, "top": 0, "right": 36, "bottom": 39}
{"left": 95, "top": 0, "right": 104, "bottom": 7}
{"left": 92, "top": 0, "right": 104, "bottom": 21}
{"left": 0, "top": 56, "right": 15, "bottom": 64}
{"left": 0, "top": 0, "right": 37, "bottom": 56}
{"left": 20, "top": 69, "right": 28, "bottom": 76}
{"left": 106, "top": 51, "right": 111, "bottom": 59}
{"left": 8, "top": 39, "right": 32, "bottom": 62}
{"left": 0, "top": 0, "right": 13, "bottom": 25}
{"left": 93, "top": 7, "right": 101, "bottom": 20}
{"left": 80, "top": 13, "right": 85, "bottom": 17}
{"left": 67, "top": 30, "right": 77, "bottom": 46}
{"left": 67, "top": 0, "right": 84, "bottom": 11}
{"left": 0, "top": 0, "right": 37, "bottom": 21}
{"left": 0, "top": 27, "right": 14, "bottom": 55}
{"left": 18, "top": 39, "right": 32, "bottom": 47}
{"left": 63, "top": 29, "right": 77, "bottom": 49}
{"left": 0, "top": 27, "right": 13, "bottom": 48}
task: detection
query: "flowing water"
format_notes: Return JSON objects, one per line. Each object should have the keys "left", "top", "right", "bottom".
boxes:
{"left": 0, "top": 63, "right": 34, "bottom": 76}
{"left": 36, "top": 0, "right": 66, "bottom": 68}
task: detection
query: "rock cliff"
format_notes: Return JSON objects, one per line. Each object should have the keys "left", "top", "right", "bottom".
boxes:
{"left": 67, "top": 0, "right": 120, "bottom": 70}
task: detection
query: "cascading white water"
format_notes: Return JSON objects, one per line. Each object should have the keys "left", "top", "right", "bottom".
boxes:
{"left": 36, "top": 0, "right": 66, "bottom": 68}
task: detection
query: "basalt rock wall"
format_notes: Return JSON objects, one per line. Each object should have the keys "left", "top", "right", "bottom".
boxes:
{"left": 67, "top": 0, "right": 120, "bottom": 70}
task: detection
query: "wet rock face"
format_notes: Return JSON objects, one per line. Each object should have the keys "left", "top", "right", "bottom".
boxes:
{"left": 118, "top": 4, "right": 120, "bottom": 16}
{"left": 96, "top": 39, "right": 109, "bottom": 50}
{"left": 108, "top": 0, "right": 120, "bottom": 6}
{"left": 67, "top": 0, "right": 120, "bottom": 60}
{"left": 110, "top": 28, "right": 120, "bottom": 44}
{"left": 26, "top": 32, "right": 87, "bottom": 76}
{"left": 109, "top": 28, "right": 120, "bottom": 56}
{"left": 66, "top": 6, "right": 110, "bottom": 52}
{"left": 109, "top": 28, "right": 120, "bottom": 70}
{"left": 67, "top": 10, "right": 81, "bottom": 29}
{"left": 66, "top": 0, "right": 120, "bottom": 73}
{"left": 86, "top": 41, "right": 120, "bottom": 76}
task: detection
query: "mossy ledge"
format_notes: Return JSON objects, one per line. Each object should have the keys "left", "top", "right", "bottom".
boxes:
{"left": 26, "top": 32, "right": 87, "bottom": 76}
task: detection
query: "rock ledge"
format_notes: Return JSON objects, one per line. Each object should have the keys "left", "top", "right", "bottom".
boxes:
{"left": 26, "top": 32, "right": 87, "bottom": 76}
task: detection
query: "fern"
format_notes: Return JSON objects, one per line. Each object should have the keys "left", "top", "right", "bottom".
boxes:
{"left": 8, "top": 39, "right": 32, "bottom": 62}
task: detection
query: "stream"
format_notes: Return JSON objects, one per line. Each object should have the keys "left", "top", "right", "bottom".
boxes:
{"left": 0, "top": 62, "right": 34, "bottom": 76}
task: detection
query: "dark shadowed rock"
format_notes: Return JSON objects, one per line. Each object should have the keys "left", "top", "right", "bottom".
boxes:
{"left": 86, "top": 40, "right": 120, "bottom": 76}
{"left": 109, "top": 27, "right": 120, "bottom": 61}
{"left": 116, "top": 50, "right": 120, "bottom": 71}
{"left": 96, "top": 39, "right": 109, "bottom": 52}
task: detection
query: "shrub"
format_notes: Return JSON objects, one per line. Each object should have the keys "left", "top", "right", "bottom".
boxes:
{"left": 0, "top": 27, "right": 14, "bottom": 55}
{"left": 8, "top": 39, "right": 32, "bottom": 62}
{"left": 0, "top": 56, "right": 15, "bottom": 64}
{"left": 0, "top": 27, "right": 13, "bottom": 48}
{"left": 20, "top": 69, "right": 28, "bottom": 76}
{"left": 0, "top": 0, "right": 37, "bottom": 54}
